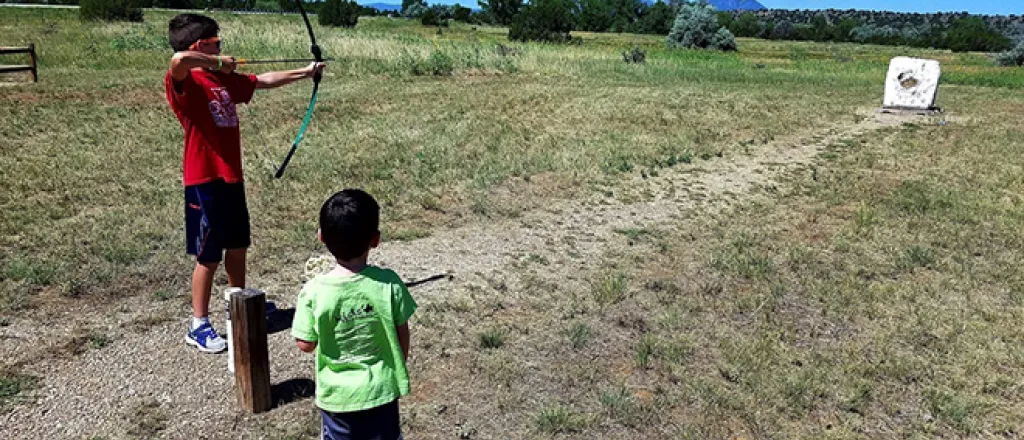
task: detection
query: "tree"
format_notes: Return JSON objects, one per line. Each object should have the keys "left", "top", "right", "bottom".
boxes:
{"left": 607, "top": 0, "right": 645, "bottom": 32}
{"left": 945, "top": 17, "right": 1012, "bottom": 52}
{"left": 631, "top": 0, "right": 673, "bottom": 35}
{"left": 402, "top": 0, "right": 423, "bottom": 13}
{"left": 730, "top": 12, "right": 760, "bottom": 37}
{"left": 453, "top": 5, "right": 472, "bottom": 23}
{"left": 508, "top": 0, "right": 575, "bottom": 43}
{"left": 666, "top": 1, "right": 736, "bottom": 51}
{"left": 479, "top": 0, "right": 523, "bottom": 26}
{"left": 403, "top": 0, "right": 427, "bottom": 17}
{"left": 769, "top": 19, "right": 793, "bottom": 40}
{"left": 319, "top": 0, "right": 359, "bottom": 27}
{"left": 577, "top": 0, "right": 614, "bottom": 32}
{"left": 277, "top": 0, "right": 299, "bottom": 12}
{"left": 421, "top": 5, "right": 453, "bottom": 27}
{"left": 80, "top": 0, "right": 144, "bottom": 22}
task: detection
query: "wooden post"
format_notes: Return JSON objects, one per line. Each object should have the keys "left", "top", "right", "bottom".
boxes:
{"left": 230, "top": 288, "right": 272, "bottom": 413}
{"left": 28, "top": 43, "right": 37, "bottom": 83}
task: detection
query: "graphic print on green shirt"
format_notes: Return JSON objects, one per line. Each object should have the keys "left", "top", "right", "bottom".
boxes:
{"left": 291, "top": 266, "right": 418, "bottom": 413}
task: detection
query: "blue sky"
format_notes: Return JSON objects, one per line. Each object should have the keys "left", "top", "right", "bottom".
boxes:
{"left": 764, "top": 1, "right": 1022, "bottom": 15}
{"left": 364, "top": 0, "right": 1023, "bottom": 15}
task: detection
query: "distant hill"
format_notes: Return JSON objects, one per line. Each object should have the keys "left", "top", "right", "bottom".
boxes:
{"left": 708, "top": 0, "right": 766, "bottom": 11}
{"left": 361, "top": 1, "right": 764, "bottom": 12}
{"left": 362, "top": 2, "right": 401, "bottom": 11}
{"left": 639, "top": 0, "right": 766, "bottom": 11}
{"left": 357, "top": 1, "right": 480, "bottom": 11}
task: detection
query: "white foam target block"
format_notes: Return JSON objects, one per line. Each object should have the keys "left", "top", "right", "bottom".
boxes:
{"left": 883, "top": 57, "right": 941, "bottom": 109}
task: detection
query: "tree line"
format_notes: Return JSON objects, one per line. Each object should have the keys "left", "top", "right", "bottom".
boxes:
{"left": 49, "top": 0, "right": 1024, "bottom": 58}
{"left": 718, "top": 9, "right": 1022, "bottom": 52}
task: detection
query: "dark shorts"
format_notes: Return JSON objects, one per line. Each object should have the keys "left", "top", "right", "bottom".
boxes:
{"left": 184, "top": 180, "right": 250, "bottom": 263}
{"left": 321, "top": 400, "right": 402, "bottom": 440}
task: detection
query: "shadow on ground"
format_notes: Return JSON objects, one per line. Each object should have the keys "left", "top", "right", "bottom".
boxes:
{"left": 272, "top": 378, "right": 315, "bottom": 408}
{"left": 266, "top": 308, "right": 295, "bottom": 335}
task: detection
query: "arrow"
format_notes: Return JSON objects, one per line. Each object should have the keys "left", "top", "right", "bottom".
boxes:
{"left": 237, "top": 57, "right": 335, "bottom": 65}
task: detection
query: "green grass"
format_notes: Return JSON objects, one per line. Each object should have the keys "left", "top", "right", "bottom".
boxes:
{"left": 4, "top": 7, "right": 1024, "bottom": 440}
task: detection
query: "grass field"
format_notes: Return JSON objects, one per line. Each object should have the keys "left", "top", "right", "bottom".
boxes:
{"left": 2, "top": 7, "right": 1024, "bottom": 439}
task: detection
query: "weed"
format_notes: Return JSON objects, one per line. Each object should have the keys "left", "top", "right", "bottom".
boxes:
{"left": 710, "top": 237, "right": 773, "bottom": 279}
{"left": 854, "top": 202, "right": 875, "bottom": 233}
{"left": 897, "top": 245, "right": 936, "bottom": 270}
{"left": 592, "top": 273, "right": 628, "bottom": 308}
{"left": 4, "top": 259, "right": 57, "bottom": 286}
{"left": 153, "top": 290, "right": 173, "bottom": 301}
{"left": 635, "top": 334, "right": 656, "bottom": 369}
{"left": 564, "top": 322, "right": 591, "bottom": 349}
{"left": 524, "top": 253, "right": 549, "bottom": 266}
{"left": 387, "top": 228, "right": 432, "bottom": 242}
{"left": 479, "top": 329, "right": 504, "bottom": 349}
{"left": 535, "top": 405, "right": 582, "bottom": 434}
{"left": 88, "top": 331, "right": 112, "bottom": 349}
{"left": 613, "top": 227, "right": 652, "bottom": 244}
{"left": 0, "top": 371, "right": 37, "bottom": 411}
{"left": 127, "top": 399, "right": 168, "bottom": 437}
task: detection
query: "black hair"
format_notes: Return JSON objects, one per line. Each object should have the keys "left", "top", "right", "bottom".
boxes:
{"left": 319, "top": 189, "right": 381, "bottom": 260}
{"left": 168, "top": 14, "right": 219, "bottom": 52}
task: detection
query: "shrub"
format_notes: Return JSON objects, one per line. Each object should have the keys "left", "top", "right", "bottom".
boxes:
{"left": 425, "top": 49, "right": 454, "bottom": 75}
{"left": 402, "top": 1, "right": 427, "bottom": 18}
{"left": 622, "top": 46, "right": 646, "bottom": 64}
{"left": 630, "top": 0, "right": 673, "bottom": 35}
{"left": 995, "top": 42, "right": 1024, "bottom": 67}
{"left": 479, "top": 0, "right": 524, "bottom": 26}
{"left": 945, "top": 17, "right": 1012, "bottom": 53}
{"left": 318, "top": 0, "right": 360, "bottom": 28}
{"left": 666, "top": 1, "right": 736, "bottom": 51}
{"left": 453, "top": 5, "right": 472, "bottom": 23}
{"left": 508, "top": 0, "right": 575, "bottom": 43}
{"left": 421, "top": 4, "right": 452, "bottom": 27}
{"left": 80, "top": 0, "right": 143, "bottom": 22}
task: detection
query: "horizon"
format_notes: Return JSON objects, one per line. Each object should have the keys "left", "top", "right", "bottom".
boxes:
{"left": 357, "top": 0, "right": 1022, "bottom": 16}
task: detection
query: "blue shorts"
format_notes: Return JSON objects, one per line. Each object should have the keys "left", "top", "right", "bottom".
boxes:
{"left": 184, "top": 180, "right": 250, "bottom": 263}
{"left": 321, "top": 400, "right": 403, "bottom": 440}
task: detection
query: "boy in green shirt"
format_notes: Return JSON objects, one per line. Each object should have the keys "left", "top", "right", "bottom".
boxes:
{"left": 292, "top": 189, "right": 417, "bottom": 440}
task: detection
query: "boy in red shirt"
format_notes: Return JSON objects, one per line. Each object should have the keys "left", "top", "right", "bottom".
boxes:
{"left": 166, "top": 13, "right": 325, "bottom": 352}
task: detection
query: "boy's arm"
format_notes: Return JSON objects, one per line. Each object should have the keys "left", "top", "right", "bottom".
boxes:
{"left": 169, "top": 51, "right": 236, "bottom": 81}
{"left": 397, "top": 323, "right": 410, "bottom": 361}
{"left": 296, "top": 339, "right": 318, "bottom": 353}
{"left": 255, "top": 62, "right": 325, "bottom": 90}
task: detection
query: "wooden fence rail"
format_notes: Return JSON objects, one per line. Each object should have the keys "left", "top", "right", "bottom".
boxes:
{"left": 0, "top": 43, "right": 38, "bottom": 82}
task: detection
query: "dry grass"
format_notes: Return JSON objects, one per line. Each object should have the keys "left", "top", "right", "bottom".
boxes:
{"left": 2, "top": 7, "right": 1024, "bottom": 440}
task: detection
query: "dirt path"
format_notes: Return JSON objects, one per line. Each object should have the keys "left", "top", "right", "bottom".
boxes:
{"left": 0, "top": 110, "right": 924, "bottom": 439}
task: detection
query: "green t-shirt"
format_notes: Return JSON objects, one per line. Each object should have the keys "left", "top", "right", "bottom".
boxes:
{"left": 291, "top": 266, "right": 418, "bottom": 413}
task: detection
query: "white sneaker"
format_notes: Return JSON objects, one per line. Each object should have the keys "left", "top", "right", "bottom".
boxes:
{"left": 185, "top": 321, "right": 227, "bottom": 353}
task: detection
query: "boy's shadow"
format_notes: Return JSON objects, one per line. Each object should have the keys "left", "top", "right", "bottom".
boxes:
{"left": 266, "top": 307, "right": 295, "bottom": 335}
{"left": 272, "top": 378, "right": 315, "bottom": 408}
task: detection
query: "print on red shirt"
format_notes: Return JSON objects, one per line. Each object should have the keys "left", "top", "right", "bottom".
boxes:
{"left": 208, "top": 87, "right": 239, "bottom": 128}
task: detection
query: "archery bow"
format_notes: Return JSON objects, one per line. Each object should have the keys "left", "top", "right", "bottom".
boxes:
{"left": 274, "top": 0, "right": 324, "bottom": 178}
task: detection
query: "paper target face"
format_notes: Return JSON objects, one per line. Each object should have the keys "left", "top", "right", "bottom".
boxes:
{"left": 883, "top": 57, "right": 941, "bottom": 109}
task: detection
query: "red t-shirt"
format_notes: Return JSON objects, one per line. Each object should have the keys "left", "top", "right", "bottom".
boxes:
{"left": 165, "top": 69, "right": 258, "bottom": 186}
